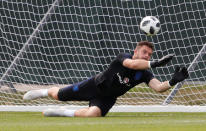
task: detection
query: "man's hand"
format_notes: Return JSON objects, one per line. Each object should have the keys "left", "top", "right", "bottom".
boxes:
{"left": 150, "top": 54, "right": 174, "bottom": 68}
{"left": 169, "top": 66, "right": 189, "bottom": 86}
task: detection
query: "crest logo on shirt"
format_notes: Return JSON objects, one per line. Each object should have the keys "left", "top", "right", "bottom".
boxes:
{"left": 123, "top": 77, "right": 129, "bottom": 84}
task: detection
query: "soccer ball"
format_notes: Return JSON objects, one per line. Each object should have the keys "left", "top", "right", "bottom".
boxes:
{"left": 140, "top": 16, "right": 161, "bottom": 36}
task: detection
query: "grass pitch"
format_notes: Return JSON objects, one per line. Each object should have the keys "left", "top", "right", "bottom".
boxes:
{"left": 1, "top": 112, "right": 206, "bottom": 131}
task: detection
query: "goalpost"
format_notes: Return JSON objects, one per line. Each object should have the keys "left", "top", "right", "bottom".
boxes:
{"left": 0, "top": 0, "right": 206, "bottom": 112}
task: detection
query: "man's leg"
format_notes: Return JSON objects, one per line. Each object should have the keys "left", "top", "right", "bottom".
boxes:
{"left": 23, "top": 77, "right": 96, "bottom": 101}
{"left": 23, "top": 77, "right": 102, "bottom": 117}
{"left": 43, "top": 106, "right": 101, "bottom": 117}
{"left": 43, "top": 97, "right": 116, "bottom": 117}
{"left": 23, "top": 87, "right": 60, "bottom": 100}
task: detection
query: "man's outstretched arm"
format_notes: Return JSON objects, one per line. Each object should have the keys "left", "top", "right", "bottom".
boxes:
{"left": 123, "top": 54, "right": 174, "bottom": 70}
{"left": 149, "top": 66, "right": 189, "bottom": 93}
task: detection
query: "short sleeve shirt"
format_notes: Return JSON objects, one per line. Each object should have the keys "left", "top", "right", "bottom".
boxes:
{"left": 95, "top": 53, "right": 154, "bottom": 97}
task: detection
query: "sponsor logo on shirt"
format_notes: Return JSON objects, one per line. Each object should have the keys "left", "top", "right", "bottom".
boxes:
{"left": 116, "top": 73, "right": 130, "bottom": 87}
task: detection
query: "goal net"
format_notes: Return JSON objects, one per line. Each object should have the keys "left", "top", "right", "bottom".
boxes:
{"left": 0, "top": 0, "right": 206, "bottom": 112}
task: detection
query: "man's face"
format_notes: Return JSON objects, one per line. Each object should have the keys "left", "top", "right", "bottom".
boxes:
{"left": 133, "top": 45, "right": 153, "bottom": 61}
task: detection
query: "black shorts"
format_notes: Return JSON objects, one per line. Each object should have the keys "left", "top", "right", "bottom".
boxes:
{"left": 58, "top": 77, "right": 99, "bottom": 101}
{"left": 58, "top": 77, "right": 117, "bottom": 116}
{"left": 89, "top": 97, "right": 116, "bottom": 116}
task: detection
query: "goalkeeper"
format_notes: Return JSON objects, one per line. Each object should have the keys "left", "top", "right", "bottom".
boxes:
{"left": 23, "top": 41, "right": 189, "bottom": 117}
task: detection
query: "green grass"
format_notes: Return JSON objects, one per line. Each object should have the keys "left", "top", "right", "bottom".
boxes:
{"left": 1, "top": 112, "right": 206, "bottom": 131}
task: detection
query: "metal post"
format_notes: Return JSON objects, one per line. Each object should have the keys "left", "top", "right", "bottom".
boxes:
{"left": 0, "top": 0, "right": 63, "bottom": 87}
{"left": 163, "top": 44, "right": 206, "bottom": 105}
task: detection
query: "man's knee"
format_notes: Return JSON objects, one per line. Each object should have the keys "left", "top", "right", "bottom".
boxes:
{"left": 75, "top": 106, "right": 102, "bottom": 117}
{"left": 85, "top": 106, "right": 102, "bottom": 117}
{"left": 48, "top": 87, "right": 60, "bottom": 100}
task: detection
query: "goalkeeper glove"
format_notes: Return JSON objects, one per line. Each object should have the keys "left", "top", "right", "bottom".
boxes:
{"left": 169, "top": 66, "right": 189, "bottom": 86}
{"left": 150, "top": 54, "right": 174, "bottom": 68}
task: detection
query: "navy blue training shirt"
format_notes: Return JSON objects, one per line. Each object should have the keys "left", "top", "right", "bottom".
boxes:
{"left": 95, "top": 53, "right": 154, "bottom": 97}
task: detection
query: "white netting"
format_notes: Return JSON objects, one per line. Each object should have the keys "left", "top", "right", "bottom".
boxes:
{"left": 0, "top": 0, "right": 206, "bottom": 109}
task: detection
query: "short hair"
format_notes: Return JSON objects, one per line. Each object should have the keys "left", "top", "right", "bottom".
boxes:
{"left": 136, "top": 41, "right": 154, "bottom": 51}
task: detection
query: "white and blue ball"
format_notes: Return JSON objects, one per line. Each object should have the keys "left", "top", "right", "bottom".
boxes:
{"left": 140, "top": 16, "right": 161, "bottom": 36}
